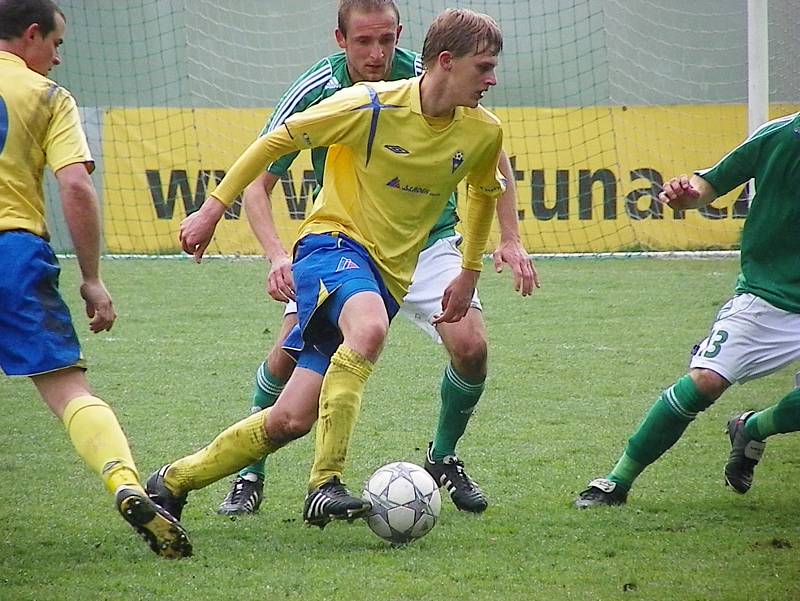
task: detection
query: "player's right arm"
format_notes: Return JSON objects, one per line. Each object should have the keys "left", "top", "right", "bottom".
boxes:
{"left": 243, "top": 172, "right": 295, "bottom": 301}
{"left": 180, "top": 86, "right": 367, "bottom": 262}
{"left": 660, "top": 119, "right": 780, "bottom": 212}
{"left": 657, "top": 174, "right": 717, "bottom": 210}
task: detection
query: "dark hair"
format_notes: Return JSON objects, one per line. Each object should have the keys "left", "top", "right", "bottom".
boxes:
{"left": 0, "top": 0, "right": 64, "bottom": 40}
{"left": 422, "top": 9, "right": 503, "bottom": 69}
{"left": 337, "top": 0, "right": 399, "bottom": 37}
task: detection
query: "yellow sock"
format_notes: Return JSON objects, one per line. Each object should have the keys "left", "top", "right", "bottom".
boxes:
{"left": 308, "top": 346, "right": 373, "bottom": 490}
{"left": 62, "top": 396, "right": 142, "bottom": 494}
{"left": 166, "top": 408, "right": 281, "bottom": 493}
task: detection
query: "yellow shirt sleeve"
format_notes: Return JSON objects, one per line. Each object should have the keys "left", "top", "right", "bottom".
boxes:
{"left": 44, "top": 87, "right": 94, "bottom": 173}
{"left": 461, "top": 131, "right": 506, "bottom": 271}
{"left": 211, "top": 85, "right": 370, "bottom": 207}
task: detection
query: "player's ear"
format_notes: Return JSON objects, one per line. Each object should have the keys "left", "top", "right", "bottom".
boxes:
{"left": 395, "top": 23, "right": 402, "bottom": 41}
{"left": 23, "top": 22, "right": 42, "bottom": 42}
{"left": 334, "top": 27, "right": 346, "bottom": 49}
{"left": 439, "top": 51, "right": 454, "bottom": 71}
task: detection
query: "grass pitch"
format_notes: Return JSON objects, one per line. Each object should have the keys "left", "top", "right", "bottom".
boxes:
{"left": 1, "top": 256, "right": 798, "bottom": 600}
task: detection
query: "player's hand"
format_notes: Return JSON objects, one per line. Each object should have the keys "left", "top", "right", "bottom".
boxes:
{"left": 433, "top": 269, "right": 479, "bottom": 324}
{"left": 267, "top": 253, "right": 295, "bottom": 302}
{"left": 492, "top": 238, "right": 538, "bottom": 296}
{"left": 80, "top": 278, "right": 116, "bottom": 333}
{"left": 179, "top": 198, "right": 227, "bottom": 262}
{"left": 657, "top": 175, "right": 701, "bottom": 211}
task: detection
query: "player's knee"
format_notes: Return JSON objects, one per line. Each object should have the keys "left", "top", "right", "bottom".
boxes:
{"left": 345, "top": 317, "right": 388, "bottom": 357}
{"left": 448, "top": 335, "right": 488, "bottom": 379}
{"left": 689, "top": 368, "right": 729, "bottom": 402}
{"left": 267, "top": 406, "right": 314, "bottom": 444}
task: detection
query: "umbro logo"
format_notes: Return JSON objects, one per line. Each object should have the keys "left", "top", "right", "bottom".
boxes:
{"left": 384, "top": 144, "right": 410, "bottom": 155}
{"left": 336, "top": 257, "right": 360, "bottom": 271}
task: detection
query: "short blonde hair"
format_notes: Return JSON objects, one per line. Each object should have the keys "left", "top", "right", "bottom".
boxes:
{"left": 337, "top": 0, "right": 399, "bottom": 36}
{"left": 421, "top": 8, "right": 502, "bottom": 69}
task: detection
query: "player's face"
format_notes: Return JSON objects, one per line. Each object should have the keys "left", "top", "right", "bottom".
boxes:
{"left": 336, "top": 8, "right": 401, "bottom": 83}
{"left": 27, "top": 11, "right": 65, "bottom": 76}
{"left": 448, "top": 49, "right": 498, "bottom": 108}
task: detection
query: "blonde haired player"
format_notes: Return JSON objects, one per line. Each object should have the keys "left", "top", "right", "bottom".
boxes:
{"left": 217, "top": 0, "right": 536, "bottom": 518}
{"left": 148, "top": 9, "right": 512, "bottom": 530}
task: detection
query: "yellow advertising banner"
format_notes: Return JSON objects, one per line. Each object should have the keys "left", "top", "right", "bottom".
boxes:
{"left": 102, "top": 104, "right": 799, "bottom": 254}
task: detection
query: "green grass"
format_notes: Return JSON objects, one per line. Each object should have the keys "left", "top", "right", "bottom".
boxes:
{"left": 1, "top": 257, "right": 799, "bottom": 601}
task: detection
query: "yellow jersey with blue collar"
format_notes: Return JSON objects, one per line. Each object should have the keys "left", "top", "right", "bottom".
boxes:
{"left": 212, "top": 76, "right": 504, "bottom": 301}
{"left": 0, "top": 51, "right": 93, "bottom": 238}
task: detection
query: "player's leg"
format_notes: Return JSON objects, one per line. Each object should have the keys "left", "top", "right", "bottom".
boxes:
{"left": 723, "top": 305, "right": 800, "bottom": 493}
{"left": 0, "top": 232, "right": 190, "bottom": 558}
{"left": 577, "top": 293, "right": 800, "bottom": 507}
{"left": 218, "top": 310, "right": 298, "bottom": 515}
{"left": 725, "top": 387, "right": 800, "bottom": 493}
{"left": 575, "top": 368, "right": 726, "bottom": 508}
{"left": 426, "top": 309, "right": 489, "bottom": 512}
{"left": 577, "top": 295, "right": 745, "bottom": 507}
{"left": 147, "top": 325, "right": 318, "bottom": 521}
{"left": 292, "top": 234, "right": 396, "bottom": 526}
{"left": 34, "top": 369, "right": 192, "bottom": 558}
{"left": 399, "top": 236, "right": 488, "bottom": 512}
{"left": 303, "top": 290, "right": 388, "bottom": 527}
{"left": 146, "top": 406, "right": 285, "bottom": 521}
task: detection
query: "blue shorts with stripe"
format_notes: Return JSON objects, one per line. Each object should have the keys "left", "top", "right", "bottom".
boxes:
{"left": 0, "top": 231, "right": 85, "bottom": 376}
{"left": 283, "top": 233, "right": 399, "bottom": 374}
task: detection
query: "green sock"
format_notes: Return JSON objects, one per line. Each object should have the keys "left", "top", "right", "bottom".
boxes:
{"left": 745, "top": 388, "right": 800, "bottom": 440}
{"left": 607, "top": 454, "right": 643, "bottom": 492}
{"left": 609, "top": 375, "right": 712, "bottom": 490}
{"left": 431, "top": 364, "right": 485, "bottom": 461}
{"left": 239, "top": 361, "right": 286, "bottom": 479}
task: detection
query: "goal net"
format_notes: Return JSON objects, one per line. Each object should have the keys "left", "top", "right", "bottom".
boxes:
{"left": 49, "top": 0, "right": 800, "bottom": 255}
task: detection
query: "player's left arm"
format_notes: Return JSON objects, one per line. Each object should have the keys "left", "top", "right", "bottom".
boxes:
{"left": 435, "top": 133, "right": 504, "bottom": 324}
{"left": 56, "top": 163, "right": 116, "bottom": 333}
{"left": 492, "top": 150, "right": 538, "bottom": 296}
{"left": 47, "top": 90, "right": 116, "bottom": 332}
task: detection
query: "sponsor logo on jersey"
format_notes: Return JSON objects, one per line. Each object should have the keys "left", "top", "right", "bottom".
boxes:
{"left": 384, "top": 144, "right": 410, "bottom": 155}
{"left": 324, "top": 76, "right": 341, "bottom": 90}
{"left": 451, "top": 151, "right": 464, "bottom": 173}
{"left": 302, "top": 132, "right": 313, "bottom": 146}
{"left": 386, "top": 177, "right": 434, "bottom": 195}
{"left": 336, "top": 257, "right": 360, "bottom": 271}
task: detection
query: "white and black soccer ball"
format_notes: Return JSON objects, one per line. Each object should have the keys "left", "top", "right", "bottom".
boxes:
{"left": 362, "top": 461, "right": 441, "bottom": 544}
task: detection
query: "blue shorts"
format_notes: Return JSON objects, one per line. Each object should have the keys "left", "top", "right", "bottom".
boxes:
{"left": 0, "top": 231, "right": 84, "bottom": 376}
{"left": 283, "top": 233, "right": 399, "bottom": 374}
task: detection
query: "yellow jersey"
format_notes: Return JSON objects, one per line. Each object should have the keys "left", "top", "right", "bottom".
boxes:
{"left": 0, "top": 51, "right": 93, "bottom": 239}
{"left": 212, "top": 76, "right": 504, "bottom": 301}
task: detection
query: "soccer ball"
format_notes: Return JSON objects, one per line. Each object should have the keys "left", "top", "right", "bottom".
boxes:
{"left": 362, "top": 461, "right": 441, "bottom": 544}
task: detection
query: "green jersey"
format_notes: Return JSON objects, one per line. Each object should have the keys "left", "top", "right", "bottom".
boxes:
{"left": 697, "top": 112, "right": 800, "bottom": 313}
{"left": 261, "top": 48, "right": 458, "bottom": 249}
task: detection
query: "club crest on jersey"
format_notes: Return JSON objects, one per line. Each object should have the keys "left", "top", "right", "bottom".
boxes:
{"left": 384, "top": 144, "right": 410, "bottom": 155}
{"left": 336, "top": 257, "right": 360, "bottom": 272}
{"left": 451, "top": 151, "right": 464, "bottom": 173}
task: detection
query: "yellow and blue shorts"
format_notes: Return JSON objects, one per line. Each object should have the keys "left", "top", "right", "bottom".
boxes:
{"left": 0, "top": 231, "right": 84, "bottom": 376}
{"left": 283, "top": 233, "right": 399, "bottom": 374}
